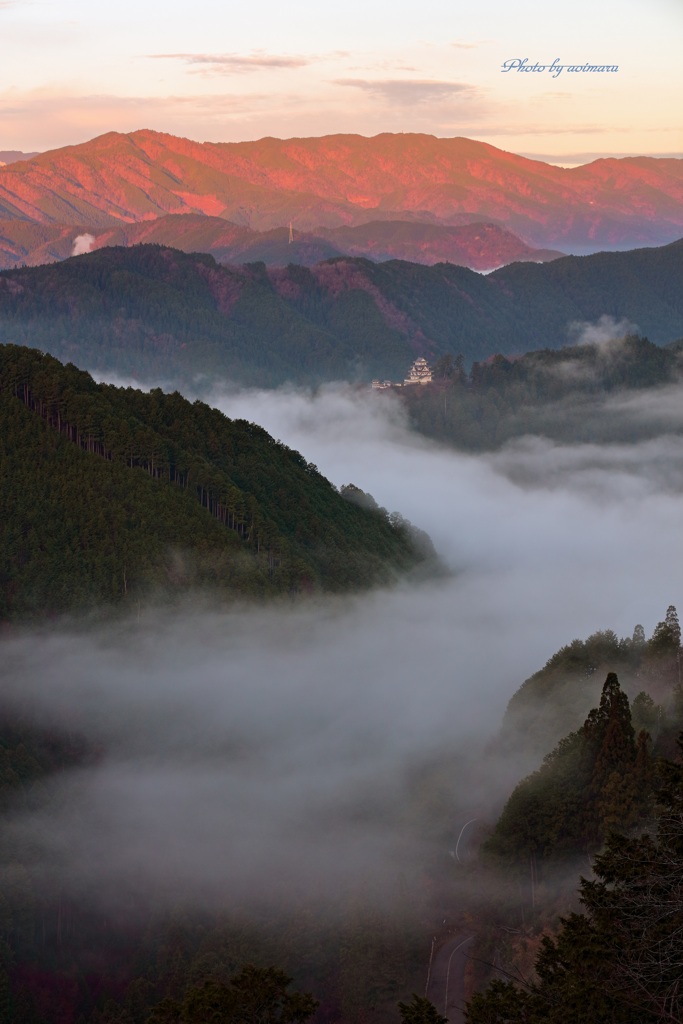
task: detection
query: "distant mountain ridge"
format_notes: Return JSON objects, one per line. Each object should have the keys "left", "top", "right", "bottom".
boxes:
{"left": 0, "top": 130, "right": 680, "bottom": 255}
{"left": 0, "top": 214, "right": 562, "bottom": 271}
{"left": 0, "top": 239, "right": 681, "bottom": 386}
{"left": 0, "top": 150, "right": 40, "bottom": 166}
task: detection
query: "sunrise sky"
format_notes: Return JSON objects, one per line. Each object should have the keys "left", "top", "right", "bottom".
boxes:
{"left": 1, "top": 0, "right": 681, "bottom": 162}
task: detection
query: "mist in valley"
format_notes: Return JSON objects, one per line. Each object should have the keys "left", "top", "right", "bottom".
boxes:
{"left": 1, "top": 371, "right": 682, "bottom": 929}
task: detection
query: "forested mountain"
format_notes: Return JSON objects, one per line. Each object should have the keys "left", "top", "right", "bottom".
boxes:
{"left": 459, "top": 606, "right": 683, "bottom": 1024}
{"left": 499, "top": 608, "right": 683, "bottom": 766}
{"left": 0, "top": 130, "right": 681, "bottom": 251}
{"left": 487, "top": 608, "right": 683, "bottom": 858}
{"left": 467, "top": 737, "right": 683, "bottom": 1023}
{"left": 492, "top": 673, "right": 654, "bottom": 865}
{"left": 467, "top": 613, "right": 683, "bottom": 1023}
{"left": 0, "top": 345, "right": 432, "bottom": 619}
{"left": 0, "top": 241, "right": 681, "bottom": 387}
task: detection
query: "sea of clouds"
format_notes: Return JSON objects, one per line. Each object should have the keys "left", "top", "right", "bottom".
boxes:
{"left": 2, "top": 376, "right": 682, "bottom": 916}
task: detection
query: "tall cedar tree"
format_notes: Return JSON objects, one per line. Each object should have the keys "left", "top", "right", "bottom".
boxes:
{"left": 465, "top": 737, "right": 683, "bottom": 1024}
{"left": 486, "top": 673, "right": 651, "bottom": 863}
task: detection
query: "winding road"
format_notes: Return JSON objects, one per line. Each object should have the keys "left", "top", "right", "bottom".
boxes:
{"left": 426, "top": 933, "right": 475, "bottom": 1024}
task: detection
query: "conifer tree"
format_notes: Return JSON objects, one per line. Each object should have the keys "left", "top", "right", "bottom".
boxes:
{"left": 487, "top": 673, "right": 644, "bottom": 863}
{"left": 398, "top": 994, "right": 448, "bottom": 1024}
{"left": 649, "top": 605, "right": 681, "bottom": 655}
{"left": 588, "top": 674, "right": 637, "bottom": 843}
{"left": 631, "top": 623, "right": 646, "bottom": 647}
{"left": 466, "top": 740, "right": 683, "bottom": 1024}
{"left": 147, "top": 965, "right": 318, "bottom": 1024}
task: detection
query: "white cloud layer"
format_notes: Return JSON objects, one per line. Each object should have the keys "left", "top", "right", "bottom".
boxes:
{"left": 2, "top": 382, "right": 681, "bottom": 917}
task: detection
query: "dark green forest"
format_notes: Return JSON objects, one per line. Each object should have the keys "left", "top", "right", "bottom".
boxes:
{"left": 500, "top": 610, "right": 682, "bottom": 766}
{"left": 0, "top": 247, "right": 417, "bottom": 386}
{"left": 0, "top": 239, "right": 681, "bottom": 387}
{"left": 466, "top": 741, "right": 683, "bottom": 1023}
{"left": 0, "top": 344, "right": 433, "bottom": 619}
{"left": 463, "top": 608, "right": 683, "bottom": 1023}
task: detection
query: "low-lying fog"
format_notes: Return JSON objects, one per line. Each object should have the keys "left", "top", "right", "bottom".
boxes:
{"left": 2, "top": 380, "right": 682, "bottom": 916}
{"left": 215, "top": 382, "right": 682, "bottom": 640}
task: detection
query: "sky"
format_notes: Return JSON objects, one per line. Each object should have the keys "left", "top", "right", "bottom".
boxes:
{"left": 0, "top": 0, "right": 681, "bottom": 161}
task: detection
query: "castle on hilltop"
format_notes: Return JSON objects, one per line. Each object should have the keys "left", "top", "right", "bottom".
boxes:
{"left": 403, "top": 356, "right": 432, "bottom": 385}
{"left": 371, "top": 357, "right": 432, "bottom": 390}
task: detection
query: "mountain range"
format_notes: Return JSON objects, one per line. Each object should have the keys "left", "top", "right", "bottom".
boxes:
{"left": 0, "top": 214, "right": 562, "bottom": 272}
{"left": 0, "top": 130, "right": 681, "bottom": 267}
{"left": 0, "top": 239, "right": 681, "bottom": 386}
{"left": 0, "top": 150, "right": 40, "bottom": 166}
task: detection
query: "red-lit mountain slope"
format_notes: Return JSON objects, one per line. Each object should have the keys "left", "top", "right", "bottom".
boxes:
{"left": 0, "top": 131, "right": 681, "bottom": 252}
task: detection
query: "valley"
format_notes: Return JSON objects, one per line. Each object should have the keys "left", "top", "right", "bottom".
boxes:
{"left": 2, "top": 327, "right": 683, "bottom": 1020}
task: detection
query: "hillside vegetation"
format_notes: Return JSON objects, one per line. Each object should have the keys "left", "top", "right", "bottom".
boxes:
{"left": 0, "top": 344, "right": 432, "bottom": 619}
{"left": 468, "top": 735, "right": 683, "bottom": 1023}
{"left": 402, "top": 331, "right": 683, "bottom": 450}
{"left": 467, "top": 612, "right": 683, "bottom": 1023}
{"left": 0, "top": 241, "right": 681, "bottom": 386}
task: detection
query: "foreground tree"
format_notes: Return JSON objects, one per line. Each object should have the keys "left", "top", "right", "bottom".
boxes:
{"left": 487, "top": 673, "right": 650, "bottom": 864}
{"left": 466, "top": 739, "right": 683, "bottom": 1023}
{"left": 398, "top": 994, "right": 448, "bottom": 1024}
{"left": 147, "top": 965, "right": 319, "bottom": 1024}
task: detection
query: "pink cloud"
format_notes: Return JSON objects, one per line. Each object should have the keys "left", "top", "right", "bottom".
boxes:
{"left": 333, "top": 78, "right": 476, "bottom": 105}
{"left": 148, "top": 52, "right": 311, "bottom": 73}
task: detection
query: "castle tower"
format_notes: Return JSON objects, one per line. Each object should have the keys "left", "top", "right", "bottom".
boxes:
{"left": 404, "top": 357, "right": 432, "bottom": 385}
